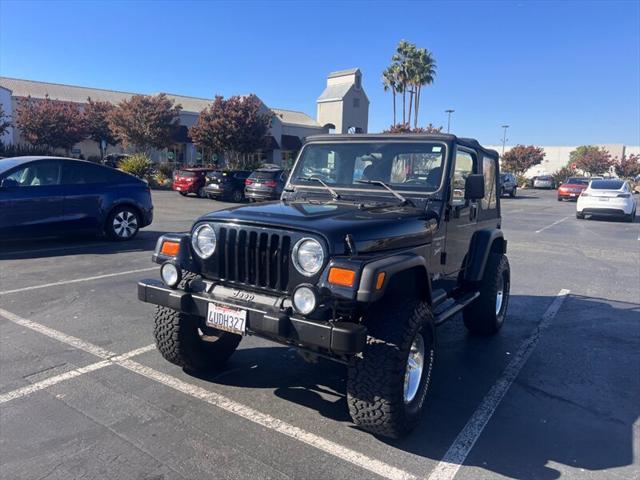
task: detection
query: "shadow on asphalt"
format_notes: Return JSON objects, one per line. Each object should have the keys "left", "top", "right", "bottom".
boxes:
{"left": 187, "top": 293, "right": 638, "bottom": 479}
{"left": 0, "top": 229, "right": 167, "bottom": 259}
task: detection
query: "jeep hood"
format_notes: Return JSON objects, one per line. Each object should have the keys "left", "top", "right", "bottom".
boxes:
{"left": 197, "top": 200, "right": 437, "bottom": 254}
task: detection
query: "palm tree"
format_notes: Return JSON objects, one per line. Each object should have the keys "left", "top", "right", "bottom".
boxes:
{"left": 382, "top": 67, "right": 398, "bottom": 126}
{"left": 413, "top": 48, "right": 436, "bottom": 128}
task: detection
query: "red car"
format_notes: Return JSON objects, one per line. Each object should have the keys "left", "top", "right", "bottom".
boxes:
{"left": 172, "top": 168, "right": 216, "bottom": 197}
{"left": 557, "top": 177, "right": 590, "bottom": 201}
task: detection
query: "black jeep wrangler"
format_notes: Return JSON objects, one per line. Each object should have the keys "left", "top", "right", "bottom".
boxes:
{"left": 138, "top": 134, "right": 510, "bottom": 438}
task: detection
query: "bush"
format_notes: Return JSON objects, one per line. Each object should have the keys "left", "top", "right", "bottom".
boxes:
{"left": 119, "top": 154, "right": 153, "bottom": 180}
{"left": 157, "top": 162, "right": 175, "bottom": 178}
{"left": 0, "top": 144, "right": 56, "bottom": 157}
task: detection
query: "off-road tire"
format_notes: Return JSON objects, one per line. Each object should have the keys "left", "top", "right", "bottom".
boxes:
{"left": 347, "top": 300, "right": 435, "bottom": 439}
{"left": 576, "top": 212, "right": 585, "bottom": 219}
{"left": 463, "top": 253, "right": 510, "bottom": 335}
{"left": 153, "top": 274, "right": 241, "bottom": 372}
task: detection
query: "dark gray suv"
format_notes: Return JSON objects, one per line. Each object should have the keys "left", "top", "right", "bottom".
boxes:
{"left": 499, "top": 172, "right": 517, "bottom": 197}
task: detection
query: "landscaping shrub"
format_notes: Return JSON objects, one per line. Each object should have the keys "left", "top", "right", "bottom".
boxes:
{"left": 119, "top": 153, "right": 153, "bottom": 180}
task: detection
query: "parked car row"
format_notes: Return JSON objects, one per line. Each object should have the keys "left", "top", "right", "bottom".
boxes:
{"left": 172, "top": 166, "right": 289, "bottom": 203}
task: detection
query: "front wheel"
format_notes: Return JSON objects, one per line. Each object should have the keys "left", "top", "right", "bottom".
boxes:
{"left": 153, "top": 306, "right": 241, "bottom": 372}
{"left": 179, "top": 191, "right": 188, "bottom": 197}
{"left": 510, "top": 187, "right": 517, "bottom": 198}
{"left": 347, "top": 300, "right": 435, "bottom": 438}
{"left": 463, "top": 253, "right": 510, "bottom": 335}
{"left": 105, "top": 206, "right": 140, "bottom": 241}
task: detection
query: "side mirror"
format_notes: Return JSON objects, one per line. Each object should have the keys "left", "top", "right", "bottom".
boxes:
{"left": 465, "top": 174, "right": 485, "bottom": 200}
{"left": 0, "top": 178, "right": 19, "bottom": 189}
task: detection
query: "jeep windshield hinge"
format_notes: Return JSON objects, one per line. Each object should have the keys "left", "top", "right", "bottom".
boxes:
{"left": 345, "top": 234, "right": 357, "bottom": 256}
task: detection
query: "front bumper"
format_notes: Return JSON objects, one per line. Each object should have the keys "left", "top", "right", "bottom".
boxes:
{"left": 245, "top": 189, "right": 278, "bottom": 200}
{"left": 138, "top": 278, "right": 366, "bottom": 356}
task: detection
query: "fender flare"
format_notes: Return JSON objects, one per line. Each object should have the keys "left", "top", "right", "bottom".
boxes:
{"left": 464, "top": 229, "right": 507, "bottom": 283}
{"left": 356, "top": 253, "right": 432, "bottom": 303}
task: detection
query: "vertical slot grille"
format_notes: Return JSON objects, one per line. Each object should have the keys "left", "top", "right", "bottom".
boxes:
{"left": 217, "top": 226, "right": 290, "bottom": 291}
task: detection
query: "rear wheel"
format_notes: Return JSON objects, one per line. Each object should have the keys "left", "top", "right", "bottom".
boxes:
{"left": 179, "top": 191, "right": 188, "bottom": 197}
{"left": 347, "top": 300, "right": 435, "bottom": 438}
{"left": 576, "top": 212, "right": 585, "bottom": 219}
{"left": 197, "top": 187, "right": 207, "bottom": 198}
{"left": 105, "top": 206, "right": 140, "bottom": 241}
{"left": 231, "top": 189, "right": 244, "bottom": 203}
{"left": 624, "top": 209, "right": 636, "bottom": 222}
{"left": 510, "top": 187, "right": 517, "bottom": 198}
{"left": 463, "top": 253, "right": 510, "bottom": 335}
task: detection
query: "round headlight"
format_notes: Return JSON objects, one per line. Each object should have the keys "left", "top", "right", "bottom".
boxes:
{"left": 292, "top": 286, "right": 317, "bottom": 315}
{"left": 192, "top": 224, "right": 216, "bottom": 258}
{"left": 160, "top": 262, "right": 181, "bottom": 288}
{"left": 292, "top": 238, "right": 324, "bottom": 276}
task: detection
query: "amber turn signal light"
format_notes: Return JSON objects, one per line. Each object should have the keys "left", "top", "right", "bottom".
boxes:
{"left": 328, "top": 267, "right": 356, "bottom": 287}
{"left": 375, "top": 272, "right": 386, "bottom": 290}
{"left": 161, "top": 241, "right": 180, "bottom": 256}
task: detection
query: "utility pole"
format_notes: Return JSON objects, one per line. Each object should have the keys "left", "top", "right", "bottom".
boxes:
{"left": 445, "top": 109, "right": 455, "bottom": 133}
{"left": 501, "top": 125, "right": 510, "bottom": 155}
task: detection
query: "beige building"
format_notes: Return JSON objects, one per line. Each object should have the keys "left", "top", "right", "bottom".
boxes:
{"left": 0, "top": 68, "right": 369, "bottom": 166}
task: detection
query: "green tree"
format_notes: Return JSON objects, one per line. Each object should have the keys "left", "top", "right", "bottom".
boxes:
{"left": 109, "top": 94, "right": 182, "bottom": 152}
{"left": 15, "top": 95, "right": 87, "bottom": 153}
{"left": 501, "top": 145, "right": 546, "bottom": 176}
{"left": 189, "top": 94, "right": 272, "bottom": 170}
{"left": 84, "top": 97, "right": 116, "bottom": 158}
{"left": 615, "top": 153, "right": 640, "bottom": 178}
{"left": 569, "top": 146, "right": 613, "bottom": 176}
{"left": 0, "top": 104, "right": 11, "bottom": 145}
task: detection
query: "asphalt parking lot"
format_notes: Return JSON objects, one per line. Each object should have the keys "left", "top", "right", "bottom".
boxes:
{"left": 1, "top": 189, "right": 638, "bottom": 480}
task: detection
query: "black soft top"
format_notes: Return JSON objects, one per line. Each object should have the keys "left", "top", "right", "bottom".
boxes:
{"left": 304, "top": 134, "right": 499, "bottom": 160}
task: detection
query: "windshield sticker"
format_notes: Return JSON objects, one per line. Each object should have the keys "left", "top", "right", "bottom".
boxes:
{"left": 432, "top": 146, "right": 442, "bottom": 152}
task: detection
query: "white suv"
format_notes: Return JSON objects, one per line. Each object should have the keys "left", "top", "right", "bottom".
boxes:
{"left": 576, "top": 179, "right": 637, "bottom": 222}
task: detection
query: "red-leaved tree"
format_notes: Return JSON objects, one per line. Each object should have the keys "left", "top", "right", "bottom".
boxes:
{"left": 84, "top": 97, "right": 117, "bottom": 157}
{"left": 569, "top": 146, "right": 613, "bottom": 176}
{"left": 16, "top": 95, "right": 87, "bottom": 152}
{"left": 383, "top": 122, "right": 443, "bottom": 133}
{"left": 109, "top": 94, "right": 182, "bottom": 152}
{"left": 615, "top": 154, "right": 640, "bottom": 178}
{"left": 501, "top": 145, "right": 546, "bottom": 176}
{"left": 189, "top": 94, "right": 272, "bottom": 169}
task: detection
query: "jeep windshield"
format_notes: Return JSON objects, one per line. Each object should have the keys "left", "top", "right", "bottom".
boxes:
{"left": 291, "top": 142, "right": 446, "bottom": 195}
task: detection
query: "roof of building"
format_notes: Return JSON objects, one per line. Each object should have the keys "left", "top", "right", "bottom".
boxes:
{"left": 317, "top": 83, "right": 354, "bottom": 103}
{"left": 271, "top": 108, "right": 320, "bottom": 127}
{"left": 328, "top": 68, "right": 360, "bottom": 79}
{"left": 0, "top": 77, "right": 321, "bottom": 128}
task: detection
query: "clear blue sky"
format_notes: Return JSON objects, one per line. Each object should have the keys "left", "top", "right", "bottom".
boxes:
{"left": 1, "top": 0, "right": 638, "bottom": 146}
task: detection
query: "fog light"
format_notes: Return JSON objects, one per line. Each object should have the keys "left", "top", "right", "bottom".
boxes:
{"left": 292, "top": 286, "right": 317, "bottom": 315}
{"left": 160, "top": 262, "right": 181, "bottom": 288}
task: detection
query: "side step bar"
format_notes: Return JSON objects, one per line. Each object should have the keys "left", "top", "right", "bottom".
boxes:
{"left": 434, "top": 291, "right": 480, "bottom": 326}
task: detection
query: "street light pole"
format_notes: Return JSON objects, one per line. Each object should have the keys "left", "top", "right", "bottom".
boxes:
{"left": 501, "top": 125, "right": 510, "bottom": 155}
{"left": 445, "top": 109, "right": 455, "bottom": 133}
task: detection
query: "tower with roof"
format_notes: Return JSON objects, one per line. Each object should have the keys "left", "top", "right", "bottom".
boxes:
{"left": 316, "top": 68, "right": 369, "bottom": 134}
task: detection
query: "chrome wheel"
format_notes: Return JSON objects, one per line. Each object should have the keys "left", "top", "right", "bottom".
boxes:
{"left": 112, "top": 210, "right": 138, "bottom": 238}
{"left": 495, "top": 274, "right": 504, "bottom": 315}
{"left": 403, "top": 334, "right": 425, "bottom": 404}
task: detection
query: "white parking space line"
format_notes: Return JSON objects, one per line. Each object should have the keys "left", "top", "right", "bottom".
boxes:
{"left": 0, "top": 267, "right": 156, "bottom": 295}
{"left": 535, "top": 216, "right": 569, "bottom": 234}
{"left": 427, "top": 289, "right": 570, "bottom": 480}
{"left": 0, "top": 308, "right": 415, "bottom": 480}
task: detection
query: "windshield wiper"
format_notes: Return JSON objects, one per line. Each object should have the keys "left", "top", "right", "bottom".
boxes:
{"left": 297, "top": 176, "right": 341, "bottom": 200}
{"left": 356, "top": 179, "right": 415, "bottom": 207}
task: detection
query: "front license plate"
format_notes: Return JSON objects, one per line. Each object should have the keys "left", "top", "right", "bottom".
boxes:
{"left": 206, "top": 303, "right": 247, "bottom": 335}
